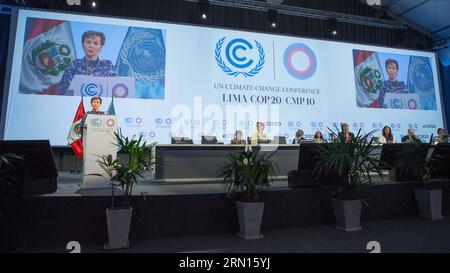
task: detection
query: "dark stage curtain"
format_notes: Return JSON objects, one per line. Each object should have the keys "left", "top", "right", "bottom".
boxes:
{"left": 41, "top": 0, "right": 432, "bottom": 50}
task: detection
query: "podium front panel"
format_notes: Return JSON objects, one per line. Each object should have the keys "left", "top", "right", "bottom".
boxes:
{"left": 82, "top": 115, "right": 118, "bottom": 188}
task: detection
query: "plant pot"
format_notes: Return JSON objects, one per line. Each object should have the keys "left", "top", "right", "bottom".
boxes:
{"left": 332, "top": 199, "right": 362, "bottom": 231}
{"left": 104, "top": 207, "right": 133, "bottom": 249}
{"left": 236, "top": 201, "right": 264, "bottom": 239}
{"left": 414, "top": 189, "right": 443, "bottom": 220}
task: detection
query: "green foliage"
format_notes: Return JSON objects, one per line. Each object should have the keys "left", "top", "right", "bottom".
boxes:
{"left": 396, "top": 138, "right": 437, "bottom": 189}
{"left": 97, "top": 130, "right": 155, "bottom": 208}
{"left": 219, "top": 146, "right": 279, "bottom": 202}
{"left": 0, "top": 152, "right": 25, "bottom": 196}
{"left": 313, "top": 126, "right": 384, "bottom": 200}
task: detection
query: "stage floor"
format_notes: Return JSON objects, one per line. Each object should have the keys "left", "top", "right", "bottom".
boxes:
{"left": 13, "top": 216, "right": 450, "bottom": 253}
{"left": 47, "top": 170, "right": 398, "bottom": 197}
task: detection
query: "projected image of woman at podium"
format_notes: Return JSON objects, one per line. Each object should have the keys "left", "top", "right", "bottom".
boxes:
{"left": 368, "top": 59, "right": 407, "bottom": 108}
{"left": 58, "top": 31, "right": 116, "bottom": 95}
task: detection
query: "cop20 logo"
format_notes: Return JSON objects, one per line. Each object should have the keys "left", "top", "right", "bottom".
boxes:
{"left": 284, "top": 43, "right": 317, "bottom": 80}
{"left": 215, "top": 37, "right": 265, "bottom": 77}
{"left": 111, "top": 84, "right": 129, "bottom": 98}
{"left": 106, "top": 119, "right": 115, "bottom": 127}
{"left": 408, "top": 99, "right": 418, "bottom": 109}
{"left": 81, "top": 83, "right": 103, "bottom": 96}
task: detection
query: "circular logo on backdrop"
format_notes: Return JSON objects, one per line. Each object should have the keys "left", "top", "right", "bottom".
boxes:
{"left": 81, "top": 83, "right": 103, "bottom": 96}
{"left": 106, "top": 119, "right": 115, "bottom": 127}
{"left": 215, "top": 37, "right": 265, "bottom": 77}
{"left": 118, "top": 30, "right": 165, "bottom": 82}
{"left": 390, "top": 98, "right": 403, "bottom": 109}
{"left": 408, "top": 99, "right": 418, "bottom": 109}
{"left": 111, "top": 84, "right": 129, "bottom": 98}
{"left": 283, "top": 43, "right": 317, "bottom": 80}
{"left": 90, "top": 118, "right": 102, "bottom": 128}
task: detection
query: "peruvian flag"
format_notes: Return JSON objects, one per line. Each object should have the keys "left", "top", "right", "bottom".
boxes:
{"left": 353, "top": 50, "right": 384, "bottom": 107}
{"left": 19, "top": 18, "right": 76, "bottom": 95}
{"left": 67, "top": 98, "right": 85, "bottom": 159}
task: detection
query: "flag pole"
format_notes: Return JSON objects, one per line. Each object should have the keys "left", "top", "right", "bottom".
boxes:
{"left": 70, "top": 95, "right": 84, "bottom": 175}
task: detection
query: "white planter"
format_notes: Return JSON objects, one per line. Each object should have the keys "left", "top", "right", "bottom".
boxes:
{"left": 414, "top": 189, "right": 443, "bottom": 220}
{"left": 332, "top": 199, "right": 362, "bottom": 231}
{"left": 236, "top": 201, "right": 264, "bottom": 240}
{"left": 104, "top": 207, "right": 133, "bottom": 249}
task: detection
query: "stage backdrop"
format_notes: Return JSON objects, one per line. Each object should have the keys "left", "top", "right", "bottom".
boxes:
{"left": 0, "top": 9, "right": 445, "bottom": 145}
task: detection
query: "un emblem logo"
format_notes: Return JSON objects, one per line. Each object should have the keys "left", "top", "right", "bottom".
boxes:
{"left": 215, "top": 37, "right": 265, "bottom": 77}
{"left": 90, "top": 118, "right": 102, "bottom": 128}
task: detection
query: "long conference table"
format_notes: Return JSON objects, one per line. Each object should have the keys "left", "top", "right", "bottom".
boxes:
{"left": 153, "top": 144, "right": 300, "bottom": 183}
{"left": 153, "top": 143, "right": 392, "bottom": 183}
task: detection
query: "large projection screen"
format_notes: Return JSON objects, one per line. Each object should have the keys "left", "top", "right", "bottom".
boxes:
{"left": 1, "top": 8, "right": 445, "bottom": 145}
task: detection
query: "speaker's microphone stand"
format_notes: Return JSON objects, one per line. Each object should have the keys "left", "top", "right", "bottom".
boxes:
{"left": 70, "top": 157, "right": 81, "bottom": 174}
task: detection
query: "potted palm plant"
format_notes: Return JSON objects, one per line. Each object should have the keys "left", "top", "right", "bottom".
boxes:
{"left": 97, "top": 130, "right": 154, "bottom": 249}
{"left": 314, "top": 126, "right": 384, "bottom": 231}
{"left": 397, "top": 140, "right": 443, "bottom": 220}
{"left": 219, "top": 145, "right": 278, "bottom": 239}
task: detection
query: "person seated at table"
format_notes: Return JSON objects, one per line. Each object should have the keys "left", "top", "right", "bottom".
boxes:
{"left": 313, "top": 131, "right": 325, "bottom": 143}
{"left": 401, "top": 128, "right": 421, "bottom": 143}
{"left": 435, "top": 128, "right": 448, "bottom": 143}
{"left": 251, "top": 122, "right": 269, "bottom": 144}
{"left": 379, "top": 125, "right": 394, "bottom": 144}
{"left": 292, "top": 129, "right": 306, "bottom": 144}
{"left": 231, "top": 130, "right": 246, "bottom": 144}
{"left": 338, "top": 123, "right": 355, "bottom": 143}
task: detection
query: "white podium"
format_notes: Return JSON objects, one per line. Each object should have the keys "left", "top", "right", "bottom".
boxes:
{"left": 70, "top": 75, "right": 135, "bottom": 98}
{"left": 82, "top": 114, "right": 118, "bottom": 188}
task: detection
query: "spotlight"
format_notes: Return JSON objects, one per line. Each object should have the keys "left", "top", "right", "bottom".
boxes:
{"left": 91, "top": 1, "right": 96, "bottom": 7}
{"left": 267, "top": 9, "right": 278, "bottom": 28}
{"left": 328, "top": 18, "right": 338, "bottom": 36}
{"left": 198, "top": 0, "right": 209, "bottom": 20}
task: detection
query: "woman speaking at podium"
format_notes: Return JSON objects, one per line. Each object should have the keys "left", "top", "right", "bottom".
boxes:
{"left": 80, "top": 96, "right": 108, "bottom": 133}
{"left": 59, "top": 30, "right": 116, "bottom": 95}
